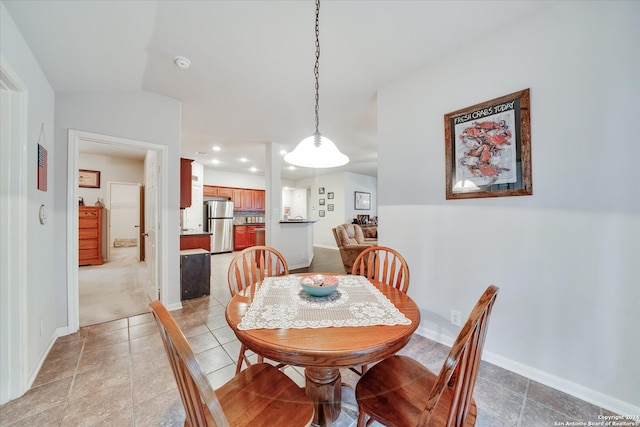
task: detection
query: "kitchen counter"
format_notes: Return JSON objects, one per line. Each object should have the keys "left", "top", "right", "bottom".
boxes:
{"left": 180, "top": 230, "right": 212, "bottom": 236}
{"left": 279, "top": 220, "right": 317, "bottom": 224}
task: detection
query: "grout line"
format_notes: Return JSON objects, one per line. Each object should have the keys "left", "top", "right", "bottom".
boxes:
{"left": 516, "top": 379, "right": 530, "bottom": 427}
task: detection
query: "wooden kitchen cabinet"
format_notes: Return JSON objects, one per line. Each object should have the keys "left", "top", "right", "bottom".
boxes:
{"left": 247, "top": 225, "right": 258, "bottom": 246}
{"left": 203, "top": 185, "right": 217, "bottom": 197}
{"left": 233, "top": 225, "right": 259, "bottom": 250}
{"left": 79, "top": 206, "right": 103, "bottom": 266}
{"left": 180, "top": 234, "right": 211, "bottom": 252}
{"left": 180, "top": 158, "right": 193, "bottom": 208}
{"left": 252, "top": 190, "right": 265, "bottom": 210}
{"left": 203, "top": 185, "right": 234, "bottom": 200}
{"left": 234, "top": 226, "right": 247, "bottom": 251}
{"left": 217, "top": 187, "right": 233, "bottom": 199}
{"left": 203, "top": 186, "right": 265, "bottom": 212}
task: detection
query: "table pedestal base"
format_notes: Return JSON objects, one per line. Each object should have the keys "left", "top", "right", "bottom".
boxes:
{"left": 305, "top": 367, "right": 341, "bottom": 426}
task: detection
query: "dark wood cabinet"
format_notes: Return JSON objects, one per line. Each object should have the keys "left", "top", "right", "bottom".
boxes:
{"left": 180, "top": 158, "right": 193, "bottom": 208}
{"left": 79, "top": 206, "right": 103, "bottom": 266}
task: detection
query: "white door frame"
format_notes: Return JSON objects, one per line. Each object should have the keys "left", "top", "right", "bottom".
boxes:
{"left": 67, "top": 130, "right": 168, "bottom": 333}
{"left": 0, "top": 56, "right": 28, "bottom": 404}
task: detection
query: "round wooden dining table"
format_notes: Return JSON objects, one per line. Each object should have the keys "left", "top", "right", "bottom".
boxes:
{"left": 225, "top": 274, "right": 421, "bottom": 427}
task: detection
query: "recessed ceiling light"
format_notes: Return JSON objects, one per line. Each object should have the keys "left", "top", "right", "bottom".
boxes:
{"left": 212, "top": 146, "right": 221, "bottom": 151}
{"left": 174, "top": 56, "right": 191, "bottom": 70}
{"left": 211, "top": 159, "right": 220, "bottom": 165}
{"left": 239, "top": 157, "right": 248, "bottom": 163}
{"left": 250, "top": 167, "right": 258, "bottom": 173}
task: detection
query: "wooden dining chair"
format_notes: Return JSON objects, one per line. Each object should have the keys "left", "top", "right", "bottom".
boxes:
{"left": 355, "top": 285, "right": 499, "bottom": 427}
{"left": 350, "top": 245, "right": 410, "bottom": 375}
{"left": 227, "top": 245, "right": 289, "bottom": 373}
{"left": 149, "top": 300, "right": 314, "bottom": 427}
{"left": 352, "top": 245, "right": 410, "bottom": 294}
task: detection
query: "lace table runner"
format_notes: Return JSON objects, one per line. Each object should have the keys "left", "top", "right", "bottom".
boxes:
{"left": 238, "top": 275, "right": 411, "bottom": 330}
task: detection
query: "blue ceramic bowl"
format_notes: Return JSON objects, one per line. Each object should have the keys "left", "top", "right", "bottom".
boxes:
{"left": 300, "top": 275, "right": 339, "bottom": 297}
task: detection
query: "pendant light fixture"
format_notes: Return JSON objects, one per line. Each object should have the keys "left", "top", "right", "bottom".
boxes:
{"left": 284, "top": 0, "right": 349, "bottom": 168}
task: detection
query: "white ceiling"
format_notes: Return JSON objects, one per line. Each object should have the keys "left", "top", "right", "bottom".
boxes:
{"left": 4, "top": 0, "right": 557, "bottom": 180}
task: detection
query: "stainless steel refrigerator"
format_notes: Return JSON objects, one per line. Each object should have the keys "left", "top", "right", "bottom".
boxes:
{"left": 204, "top": 198, "right": 234, "bottom": 254}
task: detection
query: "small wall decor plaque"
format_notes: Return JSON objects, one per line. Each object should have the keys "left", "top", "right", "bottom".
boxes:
{"left": 79, "top": 169, "right": 101, "bottom": 188}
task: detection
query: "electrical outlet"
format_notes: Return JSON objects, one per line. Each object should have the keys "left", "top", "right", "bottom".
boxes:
{"left": 450, "top": 309, "right": 461, "bottom": 327}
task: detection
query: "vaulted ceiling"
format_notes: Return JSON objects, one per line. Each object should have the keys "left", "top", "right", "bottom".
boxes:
{"left": 4, "top": 0, "right": 556, "bottom": 180}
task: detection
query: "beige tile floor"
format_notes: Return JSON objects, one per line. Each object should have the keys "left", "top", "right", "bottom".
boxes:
{"left": 0, "top": 248, "right": 622, "bottom": 426}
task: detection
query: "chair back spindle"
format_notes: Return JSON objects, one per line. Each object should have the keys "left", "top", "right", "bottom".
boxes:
{"left": 420, "top": 286, "right": 498, "bottom": 426}
{"left": 352, "top": 246, "right": 410, "bottom": 293}
{"left": 228, "top": 246, "right": 288, "bottom": 296}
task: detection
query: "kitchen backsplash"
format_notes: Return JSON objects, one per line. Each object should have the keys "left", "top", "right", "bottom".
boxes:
{"left": 234, "top": 212, "right": 265, "bottom": 225}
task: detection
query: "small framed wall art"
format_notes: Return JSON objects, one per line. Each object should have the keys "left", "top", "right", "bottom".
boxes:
{"left": 444, "top": 88, "right": 532, "bottom": 199}
{"left": 79, "top": 169, "right": 101, "bottom": 188}
{"left": 354, "top": 191, "right": 371, "bottom": 210}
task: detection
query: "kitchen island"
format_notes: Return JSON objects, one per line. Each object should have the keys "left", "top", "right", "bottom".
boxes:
{"left": 278, "top": 220, "right": 316, "bottom": 270}
{"left": 180, "top": 230, "right": 212, "bottom": 252}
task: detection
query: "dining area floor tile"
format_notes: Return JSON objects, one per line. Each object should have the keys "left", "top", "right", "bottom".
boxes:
{"left": 0, "top": 247, "right": 626, "bottom": 426}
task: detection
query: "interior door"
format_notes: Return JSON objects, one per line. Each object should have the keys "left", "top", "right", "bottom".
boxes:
{"left": 144, "top": 151, "right": 159, "bottom": 301}
{"left": 138, "top": 185, "right": 145, "bottom": 261}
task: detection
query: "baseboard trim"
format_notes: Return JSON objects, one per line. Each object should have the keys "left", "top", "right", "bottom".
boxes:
{"left": 416, "top": 325, "right": 640, "bottom": 418}
{"left": 26, "top": 327, "right": 68, "bottom": 389}
{"left": 314, "top": 244, "right": 337, "bottom": 250}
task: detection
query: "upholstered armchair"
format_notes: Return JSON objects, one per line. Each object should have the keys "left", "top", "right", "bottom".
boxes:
{"left": 332, "top": 224, "right": 375, "bottom": 273}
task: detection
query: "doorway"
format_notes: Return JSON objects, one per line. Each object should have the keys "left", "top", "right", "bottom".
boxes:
{"left": 68, "top": 130, "right": 166, "bottom": 332}
{"left": 78, "top": 181, "right": 147, "bottom": 327}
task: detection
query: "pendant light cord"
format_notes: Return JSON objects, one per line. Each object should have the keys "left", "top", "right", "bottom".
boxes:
{"left": 314, "top": 0, "right": 321, "bottom": 142}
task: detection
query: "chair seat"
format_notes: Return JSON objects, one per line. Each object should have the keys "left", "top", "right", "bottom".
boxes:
{"left": 216, "top": 363, "right": 314, "bottom": 426}
{"left": 356, "top": 355, "right": 477, "bottom": 427}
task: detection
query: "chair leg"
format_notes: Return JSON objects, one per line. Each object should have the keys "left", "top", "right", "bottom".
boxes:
{"left": 236, "top": 343, "right": 249, "bottom": 374}
{"left": 356, "top": 406, "right": 367, "bottom": 427}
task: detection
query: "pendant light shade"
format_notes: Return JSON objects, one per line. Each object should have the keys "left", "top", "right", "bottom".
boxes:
{"left": 284, "top": 132, "right": 349, "bottom": 168}
{"left": 285, "top": 0, "right": 349, "bottom": 169}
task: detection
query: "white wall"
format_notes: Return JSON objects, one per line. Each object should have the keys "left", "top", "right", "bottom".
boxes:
{"left": 292, "top": 172, "right": 377, "bottom": 249}
{"left": 378, "top": 1, "right": 639, "bottom": 414}
{"left": 0, "top": 1, "right": 56, "bottom": 402}
{"left": 77, "top": 153, "right": 143, "bottom": 207}
{"left": 344, "top": 172, "right": 377, "bottom": 223}
{"left": 56, "top": 91, "right": 182, "bottom": 307}
{"left": 203, "top": 168, "right": 265, "bottom": 189}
